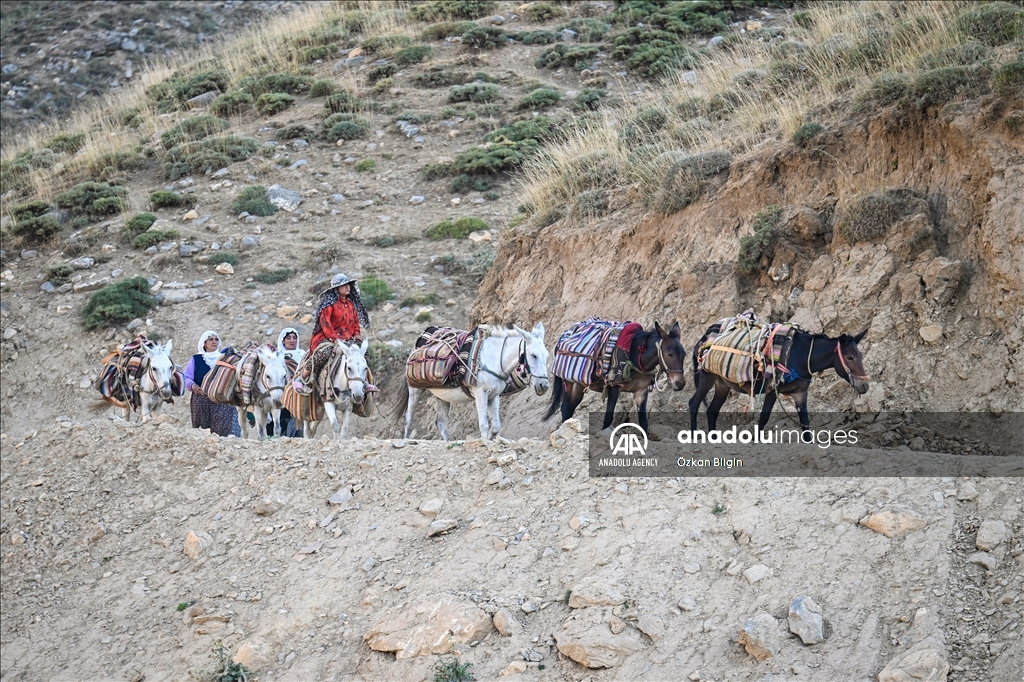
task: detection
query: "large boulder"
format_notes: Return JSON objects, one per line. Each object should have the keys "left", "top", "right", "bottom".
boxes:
{"left": 363, "top": 597, "right": 493, "bottom": 659}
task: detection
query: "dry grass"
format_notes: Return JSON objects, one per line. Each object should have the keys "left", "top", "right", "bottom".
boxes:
{"left": 519, "top": 1, "right": 1005, "bottom": 221}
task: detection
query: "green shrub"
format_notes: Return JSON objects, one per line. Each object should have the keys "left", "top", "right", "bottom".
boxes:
{"left": 516, "top": 30, "right": 558, "bottom": 45}
{"left": 421, "top": 21, "right": 478, "bottom": 41}
{"left": 524, "top": 2, "right": 562, "bottom": 22}
{"left": 955, "top": 2, "right": 1022, "bottom": 46}
{"left": 448, "top": 82, "right": 501, "bottom": 103}
{"left": 484, "top": 190, "right": 499, "bottom": 201}
{"left": 610, "top": 28, "right": 693, "bottom": 77}
{"left": 149, "top": 191, "right": 192, "bottom": 209}
{"left": 415, "top": 310, "right": 432, "bottom": 322}
{"left": 572, "top": 189, "right": 609, "bottom": 219}
{"left": 1004, "top": 110, "right": 1024, "bottom": 135}
{"left": 360, "top": 34, "right": 413, "bottom": 56}
{"left": 858, "top": 72, "right": 911, "bottom": 108}
{"left": 310, "top": 79, "right": 338, "bottom": 97}
{"left": 1, "top": 149, "right": 58, "bottom": 194}
{"left": 910, "top": 65, "right": 991, "bottom": 109}
{"left": 611, "top": 0, "right": 732, "bottom": 36}
{"left": 328, "top": 120, "right": 369, "bottom": 141}
{"left": 367, "top": 64, "right": 398, "bottom": 84}
{"left": 355, "top": 158, "right": 376, "bottom": 172}
{"left": 124, "top": 213, "right": 158, "bottom": 237}
{"left": 232, "top": 186, "right": 278, "bottom": 216}
{"left": 793, "top": 10, "right": 813, "bottom": 29}
{"left": 409, "top": 0, "right": 495, "bottom": 22}
{"left": 297, "top": 44, "right": 337, "bottom": 63}
{"left": 838, "top": 188, "right": 929, "bottom": 241}
{"left": 358, "top": 276, "right": 393, "bottom": 308}
{"left": 208, "top": 252, "right": 240, "bottom": 266}
{"left": 993, "top": 62, "right": 1024, "bottom": 98}
{"left": 132, "top": 229, "right": 179, "bottom": 249}
{"left": 449, "top": 174, "right": 492, "bottom": 193}
{"left": 88, "top": 150, "right": 149, "bottom": 181}
{"left": 254, "top": 268, "right": 294, "bottom": 284}
{"left": 324, "top": 91, "right": 365, "bottom": 115}
{"left": 462, "top": 26, "right": 508, "bottom": 50}
{"left": 792, "top": 122, "right": 825, "bottom": 147}
{"left": 483, "top": 116, "right": 559, "bottom": 143}
{"left": 162, "top": 135, "right": 259, "bottom": 180}
{"left": 275, "top": 123, "right": 316, "bottom": 140}
{"left": 620, "top": 106, "right": 669, "bottom": 145}
{"left": 82, "top": 277, "right": 156, "bottom": 330}
{"left": 47, "top": 132, "right": 86, "bottom": 155}
{"left": 147, "top": 69, "right": 231, "bottom": 112}
{"left": 518, "top": 88, "right": 561, "bottom": 110}
{"left": 46, "top": 264, "right": 74, "bottom": 286}
{"left": 10, "top": 200, "right": 50, "bottom": 222}
{"left": 11, "top": 216, "right": 62, "bottom": 242}
{"left": 915, "top": 42, "right": 988, "bottom": 71}
{"left": 395, "top": 45, "right": 434, "bottom": 65}
{"left": 238, "top": 72, "right": 311, "bottom": 97}
{"left": 373, "top": 78, "right": 395, "bottom": 95}
{"left": 399, "top": 292, "right": 440, "bottom": 307}
{"left": 160, "top": 115, "right": 230, "bottom": 150}
{"left": 120, "top": 108, "right": 145, "bottom": 128}
{"left": 209, "top": 91, "right": 254, "bottom": 117}
{"left": 558, "top": 18, "right": 610, "bottom": 42}
{"left": 654, "top": 151, "right": 732, "bottom": 214}
{"left": 256, "top": 92, "right": 296, "bottom": 115}
{"left": 574, "top": 88, "right": 608, "bottom": 111}
{"left": 737, "top": 206, "right": 782, "bottom": 274}
{"left": 54, "top": 182, "right": 129, "bottom": 221}
{"left": 426, "top": 216, "right": 489, "bottom": 239}
{"left": 414, "top": 68, "right": 475, "bottom": 88}
{"left": 535, "top": 44, "right": 599, "bottom": 71}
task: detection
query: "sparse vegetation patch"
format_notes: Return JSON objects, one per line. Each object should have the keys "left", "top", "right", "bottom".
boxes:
{"left": 738, "top": 206, "right": 783, "bottom": 274}
{"left": 232, "top": 186, "right": 278, "bottom": 216}
{"left": 82, "top": 277, "right": 157, "bottom": 330}
{"left": 838, "top": 188, "right": 929, "bottom": 241}
{"left": 161, "top": 115, "right": 230, "bottom": 150}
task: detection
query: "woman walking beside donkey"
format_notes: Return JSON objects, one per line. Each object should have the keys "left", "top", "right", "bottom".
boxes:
{"left": 182, "top": 330, "right": 241, "bottom": 437}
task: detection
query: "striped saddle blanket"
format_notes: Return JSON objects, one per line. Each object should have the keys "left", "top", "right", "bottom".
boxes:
{"left": 282, "top": 382, "right": 324, "bottom": 423}
{"left": 458, "top": 330, "right": 532, "bottom": 396}
{"left": 95, "top": 341, "right": 184, "bottom": 406}
{"left": 201, "top": 347, "right": 244, "bottom": 404}
{"left": 406, "top": 327, "right": 471, "bottom": 389}
{"left": 238, "top": 343, "right": 275, "bottom": 405}
{"left": 551, "top": 317, "right": 627, "bottom": 385}
{"left": 698, "top": 311, "right": 796, "bottom": 386}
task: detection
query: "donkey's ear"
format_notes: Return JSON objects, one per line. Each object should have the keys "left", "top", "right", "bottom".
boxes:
{"left": 853, "top": 328, "right": 868, "bottom": 344}
{"left": 669, "top": 321, "right": 681, "bottom": 338}
{"left": 512, "top": 324, "right": 529, "bottom": 338}
{"left": 654, "top": 321, "right": 668, "bottom": 339}
{"left": 532, "top": 321, "right": 545, "bottom": 339}
{"left": 360, "top": 337, "right": 368, "bottom": 353}
{"left": 164, "top": 338, "right": 173, "bottom": 355}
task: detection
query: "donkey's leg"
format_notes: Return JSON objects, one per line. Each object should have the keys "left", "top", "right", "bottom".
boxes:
{"left": 689, "top": 371, "right": 715, "bottom": 431}
{"left": 474, "top": 389, "right": 492, "bottom": 441}
{"left": 404, "top": 386, "right": 422, "bottom": 439}
{"left": 271, "top": 407, "right": 282, "bottom": 437}
{"left": 790, "top": 389, "right": 811, "bottom": 434}
{"left": 324, "top": 402, "right": 340, "bottom": 441}
{"left": 561, "top": 382, "right": 585, "bottom": 422}
{"left": 706, "top": 380, "right": 731, "bottom": 431}
{"left": 487, "top": 393, "right": 502, "bottom": 440}
{"left": 238, "top": 407, "right": 251, "bottom": 439}
{"left": 304, "top": 420, "right": 317, "bottom": 438}
{"left": 254, "top": 407, "right": 267, "bottom": 441}
{"left": 434, "top": 399, "right": 452, "bottom": 441}
{"left": 757, "top": 391, "right": 779, "bottom": 431}
{"left": 634, "top": 386, "right": 651, "bottom": 434}
{"left": 601, "top": 386, "right": 621, "bottom": 431}
{"left": 339, "top": 404, "right": 353, "bottom": 439}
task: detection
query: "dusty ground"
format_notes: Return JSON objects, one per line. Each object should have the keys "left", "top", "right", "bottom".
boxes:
{"left": 1, "top": 3, "right": 1023, "bottom": 681}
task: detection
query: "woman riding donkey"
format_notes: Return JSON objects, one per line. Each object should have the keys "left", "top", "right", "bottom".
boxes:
{"left": 293, "top": 273, "right": 377, "bottom": 395}
{"left": 183, "top": 330, "right": 241, "bottom": 437}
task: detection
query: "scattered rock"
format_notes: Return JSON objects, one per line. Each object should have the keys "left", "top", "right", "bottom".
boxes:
{"left": 363, "top": 597, "right": 493, "bottom": 658}
{"left": 427, "top": 519, "right": 457, "bottom": 537}
{"left": 919, "top": 325, "right": 943, "bottom": 344}
{"left": 956, "top": 482, "right": 978, "bottom": 501}
{"left": 267, "top": 184, "right": 302, "bottom": 212}
{"left": 218, "top": 297, "right": 235, "bottom": 311}
{"left": 788, "top": 595, "right": 825, "bottom": 645}
{"left": 161, "top": 288, "right": 202, "bottom": 305}
{"left": 609, "top": 616, "right": 626, "bottom": 634}
{"left": 677, "top": 595, "right": 697, "bottom": 612}
{"left": 568, "top": 576, "right": 626, "bottom": 608}
{"left": 467, "top": 230, "right": 492, "bottom": 243}
{"left": 419, "top": 499, "right": 442, "bottom": 517}
{"left": 183, "top": 530, "right": 213, "bottom": 560}
{"left": 878, "top": 648, "right": 949, "bottom": 682}
{"left": 182, "top": 209, "right": 198, "bottom": 221}
{"left": 922, "top": 257, "right": 963, "bottom": 304}
{"left": 233, "top": 638, "right": 271, "bottom": 670}
{"left": 550, "top": 418, "right": 583, "bottom": 448}
{"left": 967, "top": 551, "right": 997, "bottom": 571}
{"left": 409, "top": 195, "right": 425, "bottom": 204}
{"left": 493, "top": 608, "right": 522, "bottom": 637}
{"left": 743, "top": 564, "right": 772, "bottom": 584}
{"left": 68, "top": 257, "right": 95, "bottom": 269}
{"left": 328, "top": 487, "right": 353, "bottom": 505}
{"left": 187, "top": 91, "right": 218, "bottom": 108}
{"left": 553, "top": 610, "right": 644, "bottom": 669}
{"left": 240, "top": 235, "right": 259, "bottom": 251}
{"left": 276, "top": 305, "right": 299, "bottom": 320}
{"left": 254, "top": 493, "right": 287, "bottom": 516}
{"left": 40, "top": 282, "right": 55, "bottom": 293}
{"left": 975, "top": 520, "right": 1006, "bottom": 551}
{"left": 738, "top": 613, "right": 781, "bottom": 661}
{"left": 500, "top": 660, "right": 527, "bottom": 676}
{"left": 179, "top": 244, "right": 200, "bottom": 257}
{"left": 73, "top": 278, "right": 110, "bottom": 294}
{"left": 216, "top": 263, "right": 234, "bottom": 275}
{"left": 3, "top": 327, "right": 18, "bottom": 341}
{"left": 859, "top": 508, "right": 927, "bottom": 538}
{"left": 484, "top": 468, "right": 504, "bottom": 486}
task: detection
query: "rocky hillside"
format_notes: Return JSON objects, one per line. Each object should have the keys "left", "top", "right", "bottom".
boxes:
{"left": 0, "top": 0, "right": 299, "bottom": 134}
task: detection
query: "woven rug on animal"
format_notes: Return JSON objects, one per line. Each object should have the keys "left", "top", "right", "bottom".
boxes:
{"left": 551, "top": 317, "right": 626, "bottom": 385}
{"left": 94, "top": 337, "right": 184, "bottom": 407}
{"left": 458, "top": 329, "right": 532, "bottom": 395}
{"left": 406, "top": 327, "right": 471, "bottom": 389}
{"left": 237, "top": 343, "right": 271, "bottom": 405}
{"left": 698, "top": 312, "right": 798, "bottom": 386}
{"left": 281, "top": 383, "right": 324, "bottom": 423}
{"left": 201, "top": 347, "right": 243, "bottom": 404}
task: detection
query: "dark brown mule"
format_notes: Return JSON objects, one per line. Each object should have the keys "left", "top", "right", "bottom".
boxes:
{"left": 544, "top": 321, "right": 686, "bottom": 433}
{"left": 689, "top": 322, "right": 869, "bottom": 433}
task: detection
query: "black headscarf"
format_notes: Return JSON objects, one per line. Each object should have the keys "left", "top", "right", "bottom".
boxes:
{"left": 313, "top": 282, "right": 370, "bottom": 336}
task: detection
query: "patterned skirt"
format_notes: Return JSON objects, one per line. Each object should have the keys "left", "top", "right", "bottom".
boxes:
{"left": 190, "top": 393, "right": 241, "bottom": 437}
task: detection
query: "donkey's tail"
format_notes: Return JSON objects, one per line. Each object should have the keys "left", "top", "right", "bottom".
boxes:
{"left": 390, "top": 381, "right": 410, "bottom": 423}
{"left": 693, "top": 325, "right": 718, "bottom": 409}
{"left": 542, "top": 377, "right": 563, "bottom": 422}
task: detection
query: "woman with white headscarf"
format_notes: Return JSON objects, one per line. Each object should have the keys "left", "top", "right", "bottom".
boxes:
{"left": 276, "top": 327, "right": 306, "bottom": 437}
{"left": 182, "top": 330, "right": 241, "bottom": 437}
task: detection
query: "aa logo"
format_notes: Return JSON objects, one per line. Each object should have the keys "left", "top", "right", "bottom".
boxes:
{"left": 609, "top": 423, "right": 648, "bottom": 456}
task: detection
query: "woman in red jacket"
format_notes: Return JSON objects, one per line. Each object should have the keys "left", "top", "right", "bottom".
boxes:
{"left": 293, "top": 273, "right": 372, "bottom": 393}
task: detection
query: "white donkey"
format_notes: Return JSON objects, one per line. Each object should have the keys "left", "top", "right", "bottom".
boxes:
{"left": 400, "top": 323, "right": 550, "bottom": 441}
{"left": 237, "top": 345, "right": 289, "bottom": 440}
{"left": 304, "top": 339, "right": 370, "bottom": 440}
{"left": 135, "top": 339, "right": 177, "bottom": 422}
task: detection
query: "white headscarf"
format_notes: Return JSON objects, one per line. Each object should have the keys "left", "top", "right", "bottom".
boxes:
{"left": 198, "top": 330, "right": 222, "bottom": 366}
{"left": 277, "top": 327, "right": 306, "bottom": 362}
